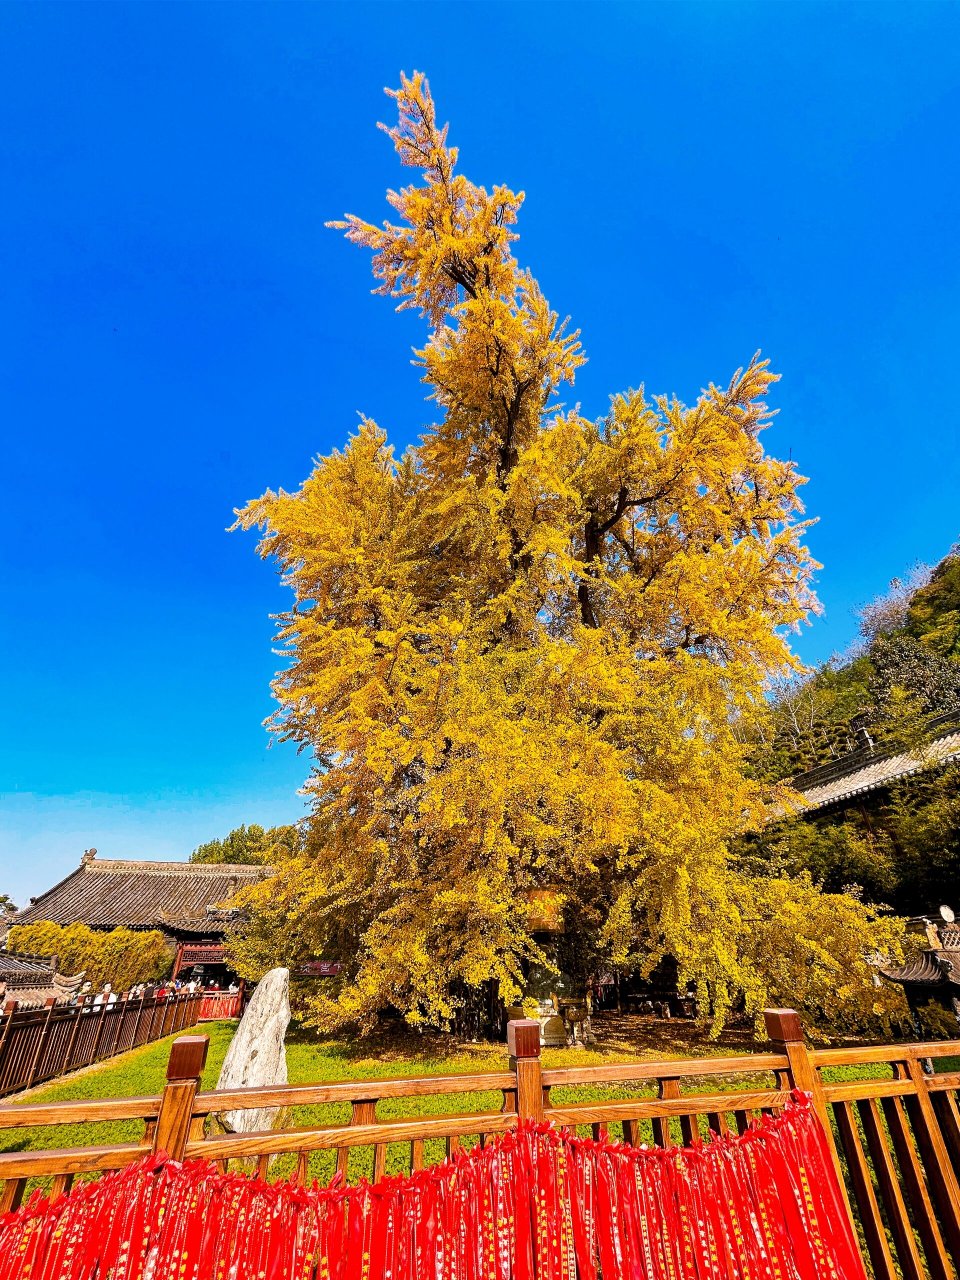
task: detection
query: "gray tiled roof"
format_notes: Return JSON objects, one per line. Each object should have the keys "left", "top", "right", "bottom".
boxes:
{"left": 14, "top": 856, "right": 268, "bottom": 933}
{"left": 0, "top": 952, "right": 54, "bottom": 984}
{"left": 878, "top": 952, "right": 948, "bottom": 986}
{"left": 791, "top": 716, "right": 960, "bottom": 814}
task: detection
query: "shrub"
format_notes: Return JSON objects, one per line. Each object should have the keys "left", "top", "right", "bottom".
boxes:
{"left": 6, "top": 922, "right": 172, "bottom": 991}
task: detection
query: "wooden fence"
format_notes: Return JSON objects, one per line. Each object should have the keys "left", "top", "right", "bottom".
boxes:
{"left": 3, "top": 1009, "right": 960, "bottom": 1279}
{"left": 196, "top": 991, "right": 243, "bottom": 1021}
{"left": 0, "top": 992, "right": 202, "bottom": 1098}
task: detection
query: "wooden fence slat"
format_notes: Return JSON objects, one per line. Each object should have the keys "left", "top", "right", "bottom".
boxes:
{"left": 653, "top": 1077, "right": 680, "bottom": 1147}
{"left": 706, "top": 1111, "right": 728, "bottom": 1136}
{"left": 190, "top": 1112, "right": 519, "bottom": 1162}
{"left": 24, "top": 999, "right": 57, "bottom": 1091}
{"left": 0, "top": 1094, "right": 162, "bottom": 1130}
{"left": 106, "top": 1000, "right": 124, "bottom": 1058}
{"left": 130, "top": 994, "right": 146, "bottom": 1049}
{"left": 547, "top": 1089, "right": 791, "bottom": 1127}
{"left": 858, "top": 1097, "right": 926, "bottom": 1280}
{"left": 815, "top": 1042, "right": 960, "bottom": 1067}
{"left": 88, "top": 1002, "right": 110, "bottom": 1067}
{"left": 540, "top": 1052, "right": 789, "bottom": 1085}
{"left": 337, "top": 1099, "right": 376, "bottom": 1181}
{"left": 197, "top": 1071, "right": 516, "bottom": 1114}
{"left": 932, "top": 1090, "right": 960, "bottom": 1182}
{"left": 765, "top": 1009, "right": 848, "bottom": 1185}
{"left": 904, "top": 1059, "right": 960, "bottom": 1269}
{"left": 0, "top": 1142, "right": 149, "bottom": 1181}
{"left": 0, "top": 1177, "right": 26, "bottom": 1215}
{"left": 50, "top": 1173, "right": 73, "bottom": 1201}
{"left": 61, "top": 1011, "right": 80, "bottom": 1074}
{"left": 882, "top": 1094, "right": 954, "bottom": 1280}
{"left": 0, "top": 1002, "right": 17, "bottom": 1075}
{"left": 833, "top": 1100, "right": 899, "bottom": 1280}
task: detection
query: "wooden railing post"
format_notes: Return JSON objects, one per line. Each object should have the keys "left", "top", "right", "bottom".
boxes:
{"left": 130, "top": 992, "right": 146, "bottom": 1047}
{"left": 63, "top": 996, "right": 86, "bottom": 1071}
{"left": 0, "top": 1000, "right": 18, "bottom": 1092}
{"left": 763, "top": 1008, "right": 829, "bottom": 1114}
{"left": 24, "top": 998, "right": 57, "bottom": 1091}
{"left": 89, "top": 997, "right": 110, "bottom": 1063}
{"left": 152, "top": 1034, "right": 209, "bottom": 1160}
{"left": 105, "top": 996, "right": 125, "bottom": 1058}
{"left": 507, "top": 1019, "right": 543, "bottom": 1121}
{"left": 0, "top": 1000, "right": 18, "bottom": 1063}
{"left": 764, "top": 1008, "right": 850, "bottom": 1194}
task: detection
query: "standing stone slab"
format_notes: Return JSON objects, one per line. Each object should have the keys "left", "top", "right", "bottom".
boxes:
{"left": 215, "top": 967, "right": 291, "bottom": 1134}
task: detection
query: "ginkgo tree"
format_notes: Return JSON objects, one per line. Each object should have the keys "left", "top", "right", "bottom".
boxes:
{"left": 231, "top": 74, "right": 905, "bottom": 1033}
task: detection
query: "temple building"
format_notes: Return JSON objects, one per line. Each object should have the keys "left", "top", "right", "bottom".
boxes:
{"left": 0, "top": 952, "right": 84, "bottom": 1006}
{"left": 789, "top": 710, "right": 960, "bottom": 816}
{"left": 11, "top": 850, "right": 270, "bottom": 986}
{"left": 878, "top": 912, "right": 960, "bottom": 1026}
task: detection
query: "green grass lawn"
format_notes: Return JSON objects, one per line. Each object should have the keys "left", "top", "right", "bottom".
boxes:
{"left": 0, "top": 1018, "right": 897, "bottom": 1185}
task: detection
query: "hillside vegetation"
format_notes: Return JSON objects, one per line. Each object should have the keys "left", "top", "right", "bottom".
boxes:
{"left": 743, "top": 543, "right": 960, "bottom": 914}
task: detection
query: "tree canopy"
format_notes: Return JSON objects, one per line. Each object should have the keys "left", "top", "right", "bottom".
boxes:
{"left": 230, "top": 74, "right": 904, "bottom": 1033}
{"left": 190, "top": 823, "right": 300, "bottom": 866}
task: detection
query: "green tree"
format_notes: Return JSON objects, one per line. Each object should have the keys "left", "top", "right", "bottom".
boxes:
{"left": 907, "top": 548, "right": 960, "bottom": 659}
{"left": 190, "top": 823, "right": 300, "bottom": 865}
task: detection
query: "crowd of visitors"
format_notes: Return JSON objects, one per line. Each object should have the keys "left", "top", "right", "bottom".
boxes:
{"left": 67, "top": 976, "right": 240, "bottom": 1006}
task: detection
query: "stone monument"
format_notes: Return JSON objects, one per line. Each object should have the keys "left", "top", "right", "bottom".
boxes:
{"left": 215, "top": 966, "right": 291, "bottom": 1134}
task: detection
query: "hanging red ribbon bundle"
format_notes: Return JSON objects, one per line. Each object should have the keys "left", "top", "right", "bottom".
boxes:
{"left": 0, "top": 1091, "right": 865, "bottom": 1280}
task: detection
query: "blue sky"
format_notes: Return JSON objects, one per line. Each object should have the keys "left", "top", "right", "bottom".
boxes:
{"left": 2, "top": 2, "right": 959, "bottom": 906}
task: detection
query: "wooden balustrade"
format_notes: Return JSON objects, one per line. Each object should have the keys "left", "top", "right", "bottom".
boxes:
{"left": 3, "top": 1008, "right": 960, "bottom": 1279}
{"left": 0, "top": 992, "right": 203, "bottom": 1099}
{"left": 196, "top": 991, "right": 243, "bottom": 1020}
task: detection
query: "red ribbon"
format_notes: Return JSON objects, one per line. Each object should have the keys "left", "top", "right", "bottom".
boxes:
{"left": 0, "top": 1092, "right": 867, "bottom": 1280}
